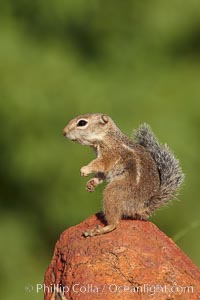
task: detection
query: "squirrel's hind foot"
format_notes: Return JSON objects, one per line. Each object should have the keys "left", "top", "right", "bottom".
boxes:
{"left": 83, "top": 224, "right": 117, "bottom": 237}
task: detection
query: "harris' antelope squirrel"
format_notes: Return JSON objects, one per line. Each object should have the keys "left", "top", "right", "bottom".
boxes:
{"left": 63, "top": 113, "right": 184, "bottom": 237}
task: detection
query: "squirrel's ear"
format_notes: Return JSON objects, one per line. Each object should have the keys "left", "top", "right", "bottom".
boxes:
{"left": 100, "top": 114, "right": 109, "bottom": 124}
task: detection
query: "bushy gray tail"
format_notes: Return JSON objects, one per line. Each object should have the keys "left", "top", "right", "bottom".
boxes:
{"left": 134, "top": 123, "right": 185, "bottom": 210}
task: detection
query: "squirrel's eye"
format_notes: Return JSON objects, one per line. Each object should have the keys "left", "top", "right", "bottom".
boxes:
{"left": 77, "top": 120, "right": 88, "bottom": 127}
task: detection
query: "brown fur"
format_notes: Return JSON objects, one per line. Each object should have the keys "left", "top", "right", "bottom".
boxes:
{"left": 63, "top": 113, "right": 172, "bottom": 237}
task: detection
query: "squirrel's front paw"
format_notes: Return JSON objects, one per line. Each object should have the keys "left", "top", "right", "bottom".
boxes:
{"left": 80, "top": 166, "right": 90, "bottom": 177}
{"left": 86, "top": 178, "right": 97, "bottom": 192}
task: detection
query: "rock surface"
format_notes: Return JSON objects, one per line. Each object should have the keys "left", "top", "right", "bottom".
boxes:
{"left": 44, "top": 213, "right": 200, "bottom": 300}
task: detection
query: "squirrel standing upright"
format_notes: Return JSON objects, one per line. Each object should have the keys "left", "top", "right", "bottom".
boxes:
{"left": 63, "top": 113, "right": 184, "bottom": 237}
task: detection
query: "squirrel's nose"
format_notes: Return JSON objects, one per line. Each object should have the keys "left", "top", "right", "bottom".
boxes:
{"left": 63, "top": 129, "right": 68, "bottom": 137}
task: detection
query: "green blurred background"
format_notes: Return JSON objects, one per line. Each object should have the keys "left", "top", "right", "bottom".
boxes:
{"left": 0, "top": 1, "right": 200, "bottom": 299}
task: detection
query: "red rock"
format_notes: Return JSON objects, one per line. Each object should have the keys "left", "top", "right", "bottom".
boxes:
{"left": 44, "top": 213, "right": 200, "bottom": 300}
